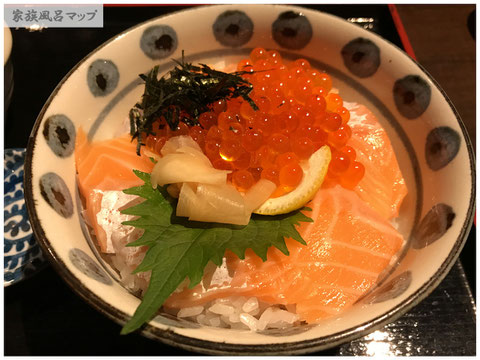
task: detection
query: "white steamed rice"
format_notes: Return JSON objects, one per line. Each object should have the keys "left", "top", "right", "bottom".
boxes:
{"left": 83, "top": 190, "right": 301, "bottom": 331}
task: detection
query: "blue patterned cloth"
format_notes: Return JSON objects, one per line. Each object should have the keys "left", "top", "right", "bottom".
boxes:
{"left": 4, "top": 148, "right": 46, "bottom": 286}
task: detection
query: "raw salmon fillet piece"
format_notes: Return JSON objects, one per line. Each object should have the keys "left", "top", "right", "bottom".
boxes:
{"left": 75, "top": 128, "right": 154, "bottom": 252}
{"left": 345, "top": 102, "right": 408, "bottom": 220}
{"left": 165, "top": 186, "right": 405, "bottom": 323}
{"left": 75, "top": 128, "right": 154, "bottom": 194}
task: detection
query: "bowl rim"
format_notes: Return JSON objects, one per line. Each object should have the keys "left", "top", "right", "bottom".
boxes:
{"left": 24, "top": 4, "right": 476, "bottom": 355}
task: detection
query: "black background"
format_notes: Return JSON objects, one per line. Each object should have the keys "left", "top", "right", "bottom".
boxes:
{"left": 4, "top": 5, "right": 475, "bottom": 356}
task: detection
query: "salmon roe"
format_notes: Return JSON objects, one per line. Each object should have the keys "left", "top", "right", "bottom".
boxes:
{"left": 144, "top": 48, "right": 364, "bottom": 194}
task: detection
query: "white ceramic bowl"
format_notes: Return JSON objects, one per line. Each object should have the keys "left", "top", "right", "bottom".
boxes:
{"left": 24, "top": 5, "right": 475, "bottom": 355}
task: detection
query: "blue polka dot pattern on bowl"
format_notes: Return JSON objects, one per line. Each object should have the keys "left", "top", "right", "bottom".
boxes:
{"left": 69, "top": 248, "right": 112, "bottom": 285}
{"left": 87, "top": 59, "right": 120, "bottom": 97}
{"left": 213, "top": 10, "right": 253, "bottom": 48}
{"left": 341, "top": 38, "right": 380, "bottom": 78}
{"left": 412, "top": 204, "right": 455, "bottom": 249}
{"left": 5, "top": 148, "right": 46, "bottom": 286}
{"left": 272, "top": 11, "right": 312, "bottom": 50}
{"left": 393, "top": 75, "right": 431, "bottom": 119}
{"left": 425, "top": 127, "right": 461, "bottom": 171}
{"left": 43, "top": 114, "right": 76, "bottom": 157}
{"left": 140, "top": 25, "right": 178, "bottom": 60}
{"left": 39, "top": 172, "right": 74, "bottom": 218}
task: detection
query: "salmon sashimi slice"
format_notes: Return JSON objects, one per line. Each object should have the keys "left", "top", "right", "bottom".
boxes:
{"left": 77, "top": 141, "right": 140, "bottom": 176}
{"left": 76, "top": 127, "right": 154, "bottom": 193}
{"left": 79, "top": 154, "right": 148, "bottom": 197}
{"left": 343, "top": 102, "right": 408, "bottom": 221}
{"left": 164, "top": 185, "right": 405, "bottom": 323}
{"left": 75, "top": 127, "right": 155, "bottom": 252}
{"left": 76, "top": 128, "right": 154, "bottom": 191}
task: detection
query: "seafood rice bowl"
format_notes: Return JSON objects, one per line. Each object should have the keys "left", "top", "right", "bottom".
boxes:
{"left": 25, "top": 4, "right": 475, "bottom": 355}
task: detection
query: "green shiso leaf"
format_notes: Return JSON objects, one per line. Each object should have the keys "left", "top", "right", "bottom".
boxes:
{"left": 119, "top": 170, "right": 312, "bottom": 335}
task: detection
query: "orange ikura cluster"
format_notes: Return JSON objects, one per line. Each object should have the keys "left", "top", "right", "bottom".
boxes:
{"left": 145, "top": 48, "right": 365, "bottom": 195}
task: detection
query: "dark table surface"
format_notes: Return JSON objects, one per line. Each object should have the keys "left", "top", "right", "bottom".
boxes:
{"left": 4, "top": 4, "right": 475, "bottom": 356}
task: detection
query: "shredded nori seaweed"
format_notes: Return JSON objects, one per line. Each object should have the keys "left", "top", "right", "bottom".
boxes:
{"left": 129, "top": 51, "right": 258, "bottom": 154}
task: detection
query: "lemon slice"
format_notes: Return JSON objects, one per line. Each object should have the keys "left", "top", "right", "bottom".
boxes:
{"left": 254, "top": 146, "right": 332, "bottom": 215}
